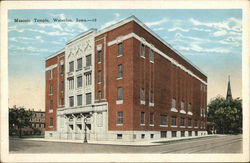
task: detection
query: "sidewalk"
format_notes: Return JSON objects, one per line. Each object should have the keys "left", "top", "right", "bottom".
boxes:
{"left": 17, "top": 134, "right": 222, "bottom": 146}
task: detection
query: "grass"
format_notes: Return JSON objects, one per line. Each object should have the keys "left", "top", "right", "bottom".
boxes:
{"left": 153, "top": 135, "right": 219, "bottom": 144}
{"left": 10, "top": 135, "right": 45, "bottom": 139}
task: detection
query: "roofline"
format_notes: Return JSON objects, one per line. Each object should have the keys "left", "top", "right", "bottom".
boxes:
{"left": 97, "top": 15, "right": 207, "bottom": 77}
{"left": 66, "top": 28, "right": 97, "bottom": 45}
{"left": 45, "top": 48, "right": 65, "bottom": 61}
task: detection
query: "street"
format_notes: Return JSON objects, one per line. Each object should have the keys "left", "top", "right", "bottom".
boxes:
{"left": 9, "top": 134, "right": 242, "bottom": 153}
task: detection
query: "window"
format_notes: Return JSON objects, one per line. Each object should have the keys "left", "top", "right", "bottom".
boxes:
{"left": 181, "top": 131, "right": 185, "bottom": 137}
{"left": 86, "top": 55, "right": 91, "bottom": 67}
{"left": 49, "top": 118, "right": 53, "bottom": 127}
{"left": 180, "top": 117, "right": 185, "bottom": 127}
{"left": 160, "top": 131, "right": 167, "bottom": 138}
{"left": 49, "top": 85, "right": 53, "bottom": 95}
{"left": 160, "top": 115, "right": 167, "bottom": 125}
{"left": 149, "top": 49, "right": 154, "bottom": 62}
{"left": 140, "top": 88, "right": 145, "bottom": 101}
{"left": 195, "top": 131, "right": 198, "bottom": 136}
{"left": 61, "top": 81, "right": 64, "bottom": 92}
{"left": 140, "top": 112, "right": 145, "bottom": 125}
{"left": 188, "top": 118, "right": 192, "bottom": 127}
{"left": 85, "top": 73, "right": 92, "bottom": 86}
{"left": 171, "top": 131, "right": 177, "bottom": 138}
{"left": 188, "top": 103, "right": 192, "bottom": 112}
{"left": 200, "top": 121, "right": 204, "bottom": 128}
{"left": 171, "top": 117, "right": 177, "bottom": 126}
{"left": 140, "top": 43, "right": 145, "bottom": 57}
{"left": 97, "top": 71, "right": 101, "bottom": 83}
{"left": 117, "top": 87, "right": 123, "bottom": 101}
{"left": 149, "top": 113, "right": 154, "bottom": 125}
{"left": 141, "top": 134, "right": 145, "bottom": 139}
{"left": 49, "top": 69, "right": 53, "bottom": 80}
{"left": 116, "top": 112, "right": 123, "bottom": 124}
{"left": 117, "top": 134, "right": 122, "bottom": 139}
{"left": 194, "top": 120, "right": 198, "bottom": 127}
{"left": 117, "top": 43, "right": 122, "bottom": 56}
{"left": 69, "top": 61, "right": 74, "bottom": 72}
{"left": 149, "top": 91, "right": 154, "bottom": 103}
{"left": 150, "top": 134, "right": 154, "bottom": 139}
{"left": 188, "top": 131, "right": 192, "bottom": 136}
{"left": 77, "top": 76, "right": 82, "bottom": 88}
{"left": 60, "top": 98, "right": 64, "bottom": 106}
{"left": 172, "top": 98, "right": 176, "bottom": 108}
{"left": 86, "top": 93, "right": 91, "bottom": 105}
{"left": 117, "top": 64, "right": 123, "bottom": 79}
{"left": 77, "top": 94, "right": 82, "bottom": 106}
{"left": 97, "top": 50, "right": 101, "bottom": 63}
{"left": 68, "top": 77, "right": 74, "bottom": 90}
{"left": 97, "top": 91, "right": 101, "bottom": 102}
{"left": 60, "top": 64, "right": 64, "bottom": 74}
{"left": 181, "top": 100, "right": 185, "bottom": 110}
{"left": 69, "top": 96, "right": 74, "bottom": 107}
{"left": 77, "top": 58, "right": 82, "bottom": 70}
{"left": 49, "top": 100, "right": 53, "bottom": 110}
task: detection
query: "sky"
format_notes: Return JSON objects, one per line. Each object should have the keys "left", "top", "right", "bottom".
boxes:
{"left": 8, "top": 9, "right": 242, "bottom": 111}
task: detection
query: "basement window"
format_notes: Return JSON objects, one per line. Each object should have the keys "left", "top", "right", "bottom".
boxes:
{"left": 117, "top": 134, "right": 122, "bottom": 139}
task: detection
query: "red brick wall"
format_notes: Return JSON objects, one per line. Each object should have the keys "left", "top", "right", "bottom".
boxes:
{"left": 45, "top": 52, "right": 65, "bottom": 131}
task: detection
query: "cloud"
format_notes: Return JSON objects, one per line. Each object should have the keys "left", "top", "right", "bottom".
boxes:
{"left": 153, "top": 27, "right": 165, "bottom": 31}
{"left": 9, "top": 45, "right": 54, "bottom": 55}
{"left": 168, "top": 27, "right": 190, "bottom": 32}
{"left": 145, "top": 18, "right": 168, "bottom": 27}
{"left": 213, "top": 30, "right": 227, "bottom": 37}
{"left": 114, "top": 13, "right": 120, "bottom": 17}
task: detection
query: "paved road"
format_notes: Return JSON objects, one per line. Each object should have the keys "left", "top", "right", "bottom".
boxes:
{"left": 9, "top": 134, "right": 242, "bottom": 153}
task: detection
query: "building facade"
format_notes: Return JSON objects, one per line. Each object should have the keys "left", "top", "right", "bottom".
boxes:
{"left": 45, "top": 16, "right": 207, "bottom": 141}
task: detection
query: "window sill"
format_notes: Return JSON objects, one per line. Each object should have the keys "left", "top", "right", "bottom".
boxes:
{"left": 188, "top": 126, "right": 192, "bottom": 128}
{"left": 160, "top": 125, "right": 168, "bottom": 127}
{"left": 187, "top": 111, "right": 193, "bottom": 115}
{"left": 49, "top": 110, "right": 53, "bottom": 113}
{"left": 117, "top": 55, "right": 122, "bottom": 58}
{"left": 49, "top": 126, "right": 53, "bottom": 128}
{"left": 180, "top": 110, "right": 186, "bottom": 114}
{"left": 98, "top": 62, "right": 101, "bottom": 64}
{"left": 140, "top": 55, "right": 145, "bottom": 59}
{"left": 171, "top": 107, "right": 178, "bottom": 112}
{"left": 49, "top": 94, "right": 53, "bottom": 96}
{"left": 76, "top": 68, "right": 82, "bottom": 72}
{"left": 171, "top": 125, "right": 177, "bottom": 128}
{"left": 140, "top": 100, "right": 145, "bottom": 105}
{"left": 149, "top": 124, "right": 154, "bottom": 127}
{"left": 116, "top": 124, "right": 123, "bottom": 126}
{"left": 140, "top": 124, "right": 145, "bottom": 126}
{"left": 116, "top": 100, "right": 123, "bottom": 105}
{"left": 97, "top": 82, "right": 102, "bottom": 84}
{"left": 180, "top": 126, "right": 185, "bottom": 128}
{"left": 150, "top": 60, "right": 154, "bottom": 63}
{"left": 149, "top": 102, "right": 154, "bottom": 107}
{"left": 116, "top": 77, "right": 123, "bottom": 80}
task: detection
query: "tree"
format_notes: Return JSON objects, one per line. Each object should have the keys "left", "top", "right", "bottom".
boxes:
{"left": 207, "top": 96, "right": 242, "bottom": 134}
{"left": 9, "top": 107, "right": 32, "bottom": 137}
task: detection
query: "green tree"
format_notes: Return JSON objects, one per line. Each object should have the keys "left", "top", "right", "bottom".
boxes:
{"left": 9, "top": 107, "right": 32, "bottom": 137}
{"left": 207, "top": 96, "right": 242, "bottom": 134}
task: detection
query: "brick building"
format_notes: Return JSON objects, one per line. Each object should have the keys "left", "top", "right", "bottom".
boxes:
{"left": 45, "top": 16, "right": 207, "bottom": 141}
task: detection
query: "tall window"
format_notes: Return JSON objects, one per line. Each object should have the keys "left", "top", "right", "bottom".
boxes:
{"left": 61, "top": 81, "right": 64, "bottom": 92}
{"left": 85, "top": 73, "right": 92, "bottom": 86}
{"left": 194, "top": 119, "right": 198, "bottom": 127}
{"left": 97, "top": 91, "right": 101, "bottom": 102}
{"left": 117, "top": 87, "right": 123, "bottom": 101}
{"left": 60, "top": 98, "right": 64, "bottom": 106}
{"left": 117, "top": 43, "right": 122, "bottom": 56}
{"left": 117, "top": 64, "right": 123, "bottom": 79}
{"left": 140, "top": 43, "right": 145, "bottom": 57}
{"left": 77, "top": 94, "right": 82, "bottom": 106}
{"left": 140, "top": 88, "right": 145, "bottom": 101}
{"left": 171, "top": 117, "right": 177, "bottom": 126}
{"left": 49, "top": 69, "right": 53, "bottom": 80}
{"left": 49, "top": 100, "right": 53, "bottom": 110}
{"left": 49, "top": 118, "right": 53, "bottom": 127}
{"left": 77, "top": 76, "right": 82, "bottom": 88}
{"left": 188, "top": 103, "right": 192, "bottom": 112}
{"left": 149, "top": 113, "right": 154, "bottom": 125}
{"left": 86, "top": 55, "right": 91, "bottom": 67}
{"left": 160, "top": 115, "right": 167, "bottom": 125}
{"left": 60, "top": 64, "right": 64, "bottom": 74}
{"left": 97, "top": 50, "right": 101, "bottom": 63}
{"left": 68, "top": 77, "right": 74, "bottom": 90}
{"left": 97, "top": 71, "right": 101, "bottom": 83}
{"left": 149, "top": 49, "right": 154, "bottom": 62}
{"left": 86, "top": 93, "right": 92, "bottom": 105}
{"left": 69, "top": 61, "right": 74, "bottom": 72}
{"left": 200, "top": 120, "right": 204, "bottom": 128}
{"left": 172, "top": 98, "right": 176, "bottom": 108}
{"left": 69, "top": 96, "right": 74, "bottom": 107}
{"left": 181, "top": 100, "right": 185, "bottom": 110}
{"left": 188, "top": 118, "right": 192, "bottom": 127}
{"left": 49, "top": 85, "right": 53, "bottom": 95}
{"left": 140, "top": 112, "right": 145, "bottom": 124}
{"left": 149, "top": 90, "right": 154, "bottom": 103}
{"left": 77, "top": 58, "right": 82, "bottom": 70}
{"left": 117, "top": 112, "right": 123, "bottom": 124}
{"left": 180, "top": 117, "right": 185, "bottom": 126}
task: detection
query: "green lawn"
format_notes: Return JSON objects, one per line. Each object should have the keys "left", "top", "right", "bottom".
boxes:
{"left": 153, "top": 135, "right": 219, "bottom": 144}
